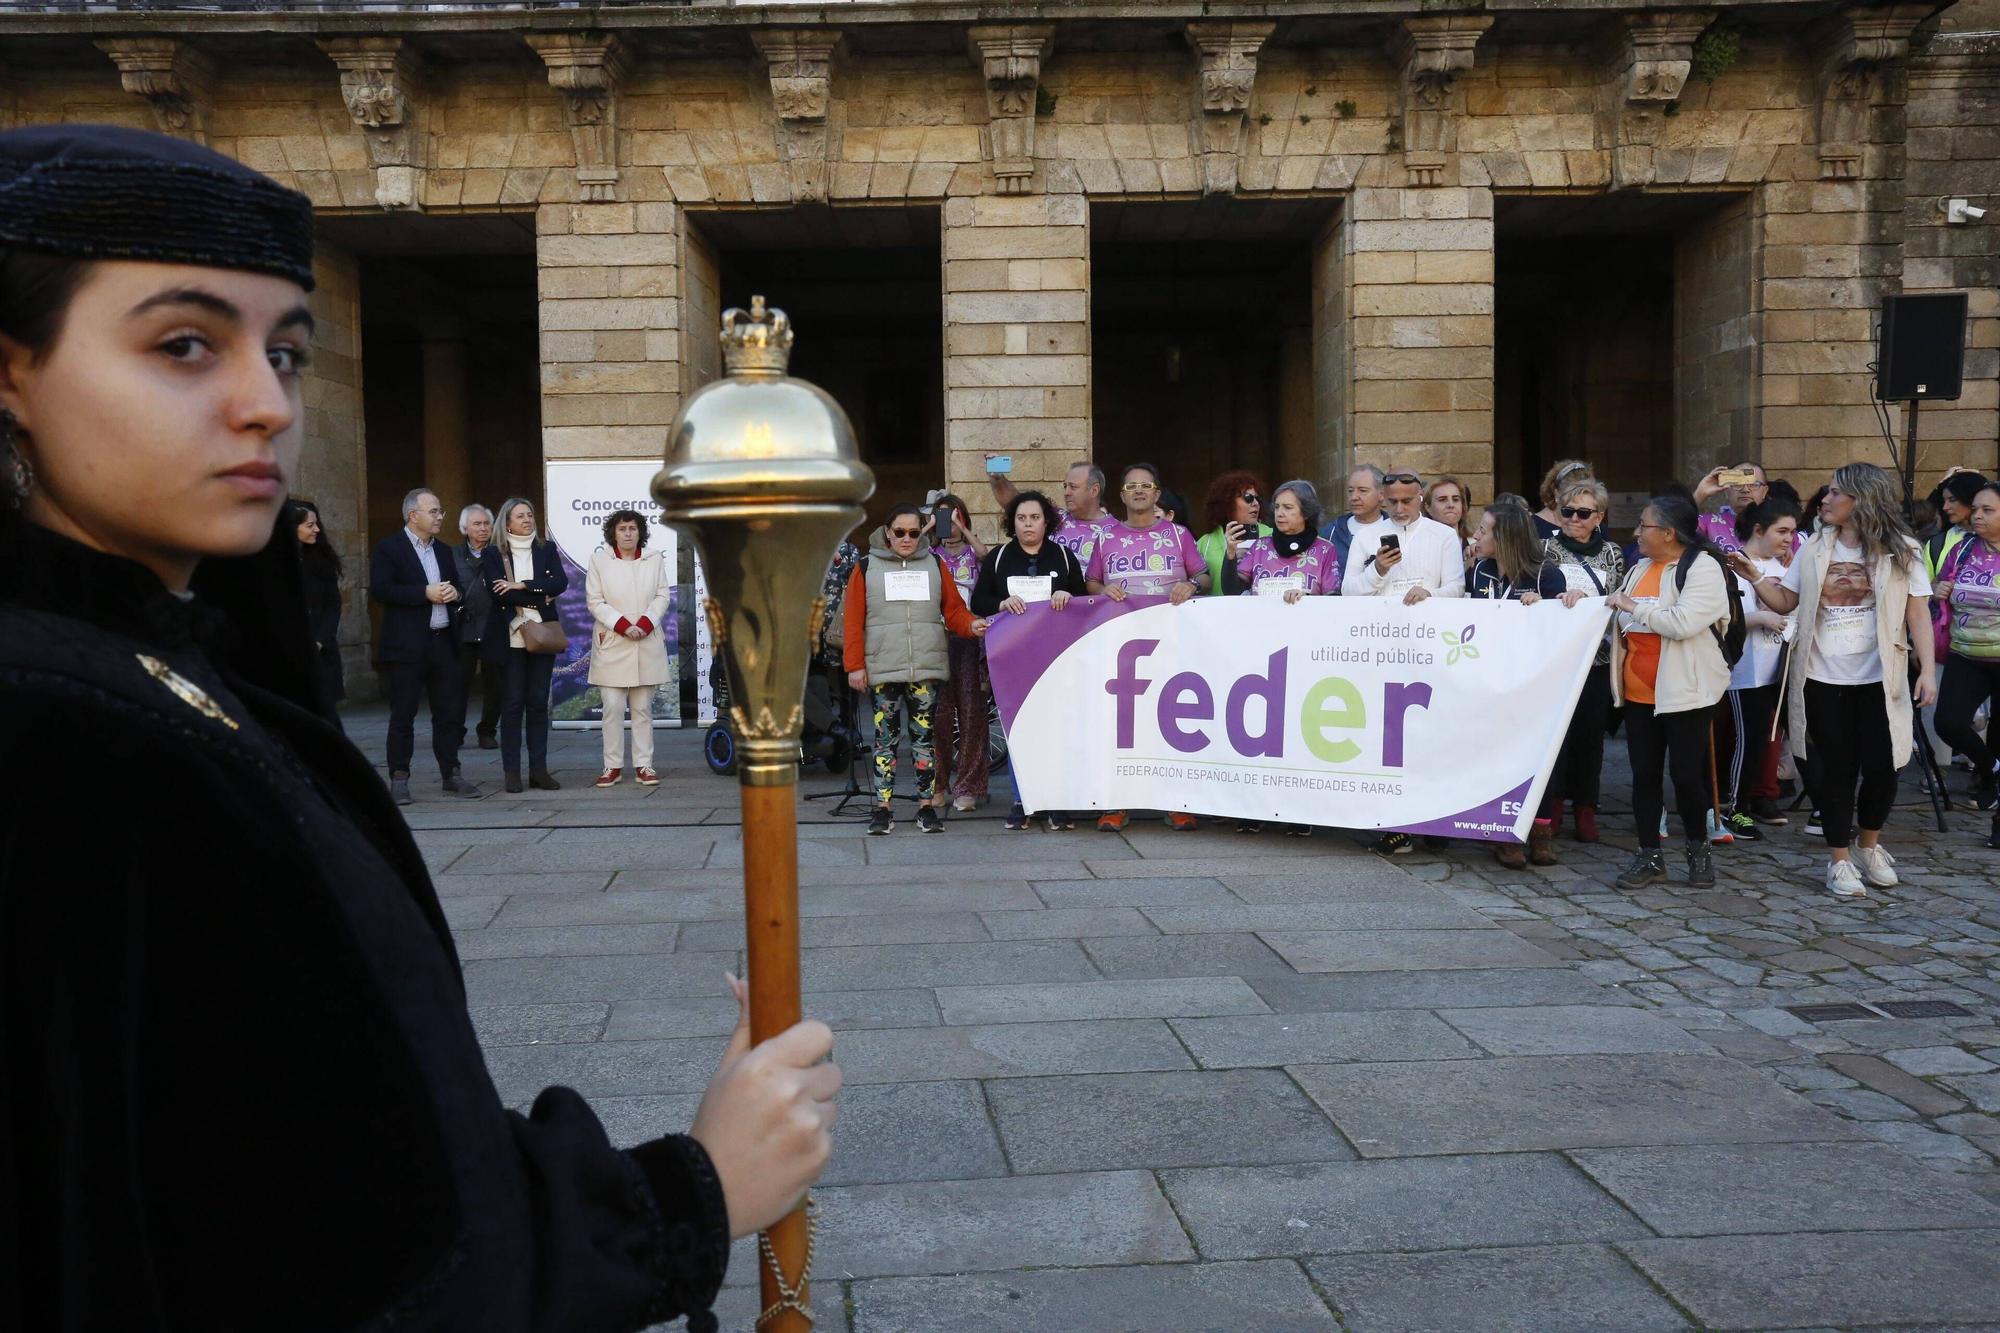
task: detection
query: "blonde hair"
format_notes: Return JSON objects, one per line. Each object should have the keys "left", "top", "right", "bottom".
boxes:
{"left": 494, "top": 496, "right": 542, "bottom": 540}
{"left": 1425, "top": 476, "right": 1472, "bottom": 540}
{"left": 1828, "top": 462, "right": 1916, "bottom": 572}
{"left": 1557, "top": 477, "right": 1610, "bottom": 512}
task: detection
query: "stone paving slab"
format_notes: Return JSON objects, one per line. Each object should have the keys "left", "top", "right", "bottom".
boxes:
{"left": 1160, "top": 1153, "right": 1652, "bottom": 1259}
{"left": 1215, "top": 870, "right": 1451, "bottom": 903}
{"left": 1620, "top": 1229, "right": 2000, "bottom": 1329}
{"left": 1170, "top": 1011, "right": 1483, "bottom": 1067}
{"left": 450, "top": 833, "right": 716, "bottom": 872}
{"left": 440, "top": 896, "right": 506, "bottom": 929}
{"left": 1437, "top": 1004, "right": 1717, "bottom": 1056}
{"left": 684, "top": 911, "right": 994, "bottom": 950}
{"left": 815, "top": 1081, "right": 1010, "bottom": 1186}
{"left": 452, "top": 923, "right": 685, "bottom": 960}
{"left": 466, "top": 1001, "right": 608, "bottom": 1046}
{"left": 976, "top": 907, "right": 1159, "bottom": 939}
{"left": 603, "top": 989, "right": 941, "bottom": 1041}
{"left": 1030, "top": 876, "right": 1241, "bottom": 908}
{"left": 1248, "top": 966, "right": 1634, "bottom": 1012}
{"left": 462, "top": 953, "right": 737, "bottom": 1004}
{"left": 1290, "top": 1054, "right": 1867, "bottom": 1156}
{"left": 1143, "top": 901, "right": 1499, "bottom": 933}
{"left": 934, "top": 977, "right": 1267, "bottom": 1025}
{"left": 985, "top": 1069, "right": 1354, "bottom": 1174}
{"left": 1261, "top": 927, "right": 1565, "bottom": 972}
{"left": 1569, "top": 1142, "right": 2000, "bottom": 1235}
{"left": 1079, "top": 931, "right": 1296, "bottom": 978}
{"left": 802, "top": 941, "right": 1100, "bottom": 990}
{"left": 433, "top": 871, "right": 615, "bottom": 898}
{"left": 483, "top": 1036, "right": 721, "bottom": 1101}
{"left": 846, "top": 1260, "right": 1339, "bottom": 1332}
{"left": 810, "top": 1171, "right": 1194, "bottom": 1278}
{"left": 1307, "top": 1244, "right": 1692, "bottom": 1333}
{"left": 830, "top": 1018, "right": 1194, "bottom": 1084}
{"left": 859, "top": 833, "right": 1141, "bottom": 865}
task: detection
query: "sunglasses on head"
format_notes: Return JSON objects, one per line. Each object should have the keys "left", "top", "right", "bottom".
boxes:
{"left": 1382, "top": 473, "right": 1421, "bottom": 486}
{"left": 889, "top": 526, "right": 922, "bottom": 538}
{"left": 1559, "top": 506, "right": 1599, "bottom": 520}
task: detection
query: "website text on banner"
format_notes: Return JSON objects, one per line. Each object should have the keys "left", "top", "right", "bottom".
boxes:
{"left": 986, "top": 594, "right": 1612, "bottom": 842}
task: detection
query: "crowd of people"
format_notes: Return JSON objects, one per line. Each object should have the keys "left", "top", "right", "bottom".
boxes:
{"left": 807, "top": 448, "right": 2000, "bottom": 904}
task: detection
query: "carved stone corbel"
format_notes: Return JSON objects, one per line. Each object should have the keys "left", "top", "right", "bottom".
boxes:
{"left": 1185, "top": 21, "right": 1274, "bottom": 197}
{"left": 1812, "top": 4, "right": 1931, "bottom": 180}
{"left": 1394, "top": 15, "right": 1492, "bottom": 188}
{"left": 967, "top": 24, "right": 1053, "bottom": 195}
{"left": 97, "top": 38, "right": 212, "bottom": 144}
{"left": 751, "top": 29, "right": 842, "bottom": 205}
{"left": 526, "top": 31, "right": 629, "bottom": 203}
{"left": 1606, "top": 11, "right": 1713, "bottom": 189}
{"left": 318, "top": 36, "right": 426, "bottom": 210}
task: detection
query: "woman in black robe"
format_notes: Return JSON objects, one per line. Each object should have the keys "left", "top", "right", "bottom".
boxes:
{"left": 290, "top": 496, "right": 347, "bottom": 710}
{"left": 0, "top": 124, "right": 839, "bottom": 1333}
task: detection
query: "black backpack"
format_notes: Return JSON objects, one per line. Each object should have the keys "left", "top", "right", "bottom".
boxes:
{"left": 1675, "top": 547, "right": 1747, "bottom": 669}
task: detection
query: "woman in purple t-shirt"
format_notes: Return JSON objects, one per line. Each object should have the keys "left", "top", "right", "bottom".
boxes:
{"left": 1222, "top": 480, "right": 1341, "bottom": 601}
{"left": 1933, "top": 480, "right": 2000, "bottom": 845}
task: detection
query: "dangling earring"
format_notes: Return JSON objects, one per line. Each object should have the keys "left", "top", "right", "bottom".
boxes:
{"left": 1, "top": 409, "right": 32, "bottom": 506}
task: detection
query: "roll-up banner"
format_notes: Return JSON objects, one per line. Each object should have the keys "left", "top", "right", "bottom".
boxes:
{"left": 542, "top": 459, "right": 716, "bottom": 729}
{"left": 985, "top": 593, "right": 1612, "bottom": 843}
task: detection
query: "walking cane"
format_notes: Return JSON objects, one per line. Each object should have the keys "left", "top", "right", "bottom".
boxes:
{"left": 654, "top": 297, "right": 873, "bottom": 1332}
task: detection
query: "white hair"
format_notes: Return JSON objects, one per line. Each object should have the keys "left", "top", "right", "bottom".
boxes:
{"left": 458, "top": 503, "right": 493, "bottom": 534}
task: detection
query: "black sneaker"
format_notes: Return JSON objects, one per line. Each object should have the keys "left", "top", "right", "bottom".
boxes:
{"left": 1748, "top": 796, "right": 1788, "bottom": 826}
{"left": 867, "top": 807, "right": 894, "bottom": 836}
{"left": 1614, "top": 849, "right": 1667, "bottom": 890}
{"left": 916, "top": 806, "right": 944, "bottom": 834}
{"left": 1803, "top": 809, "right": 1824, "bottom": 837}
{"left": 1974, "top": 774, "right": 1998, "bottom": 812}
{"left": 1372, "top": 831, "right": 1413, "bottom": 856}
{"left": 1684, "top": 841, "right": 1716, "bottom": 887}
{"left": 1724, "top": 811, "right": 1761, "bottom": 842}
{"left": 1005, "top": 803, "right": 1029, "bottom": 830}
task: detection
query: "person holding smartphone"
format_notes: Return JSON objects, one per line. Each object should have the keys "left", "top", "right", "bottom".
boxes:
{"left": 1197, "top": 470, "right": 1269, "bottom": 596}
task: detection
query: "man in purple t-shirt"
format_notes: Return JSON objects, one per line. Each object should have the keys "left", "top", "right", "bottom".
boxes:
{"left": 988, "top": 456, "right": 1111, "bottom": 569}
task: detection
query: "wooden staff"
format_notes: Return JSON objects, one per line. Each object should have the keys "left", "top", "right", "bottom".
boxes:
{"left": 654, "top": 297, "right": 872, "bottom": 1332}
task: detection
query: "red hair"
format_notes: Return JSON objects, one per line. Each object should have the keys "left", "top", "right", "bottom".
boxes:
{"left": 1202, "top": 470, "right": 1266, "bottom": 533}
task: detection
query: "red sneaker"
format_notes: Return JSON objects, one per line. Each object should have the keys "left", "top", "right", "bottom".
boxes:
{"left": 594, "top": 768, "right": 622, "bottom": 788}
{"left": 1097, "top": 810, "right": 1129, "bottom": 832}
{"left": 635, "top": 767, "right": 660, "bottom": 786}
{"left": 1166, "top": 812, "right": 1199, "bottom": 831}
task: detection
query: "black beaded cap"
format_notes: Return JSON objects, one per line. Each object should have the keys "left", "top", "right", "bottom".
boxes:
{"left": 0, "top": 124, "right": 316, "bottom": 291}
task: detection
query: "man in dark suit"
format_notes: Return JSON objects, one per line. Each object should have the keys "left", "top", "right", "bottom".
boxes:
{"left": 370, "top": 487, "right": 481, "bottom": 805}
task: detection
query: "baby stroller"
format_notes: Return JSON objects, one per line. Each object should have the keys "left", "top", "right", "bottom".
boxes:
{"left": 703, "top": 655, "right": 853, "bottom": 777}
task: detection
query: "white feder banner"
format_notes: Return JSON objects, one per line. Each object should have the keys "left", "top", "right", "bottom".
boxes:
{"left": 986, "top": 593, "right": 1611, "bottom": 842}
{"left": 541, "top": 459, "right": 716, "bottom": 728}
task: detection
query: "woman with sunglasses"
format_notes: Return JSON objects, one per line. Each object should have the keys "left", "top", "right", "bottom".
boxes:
{"left": 1087, "top": 462, "right": 1208, "bottom": 831}
{"left": 1198, "top": 470, "right": 1269, "bottom": 596}
{"left": 1738, "top": 463, "right": 1936, "bottom": 898}
{"left": 1534, "top": 459, "right": 1592, "bottom": 540}
{"left": 1539, "top": 476, "right": 1623, "bottom": 842}
{"left": 0, "top": 124, "right": 828, "bottom": 1332}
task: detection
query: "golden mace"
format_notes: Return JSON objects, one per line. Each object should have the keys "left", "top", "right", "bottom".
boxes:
{"left": 653, "top": 297, "right": 872, "bottom": 1332}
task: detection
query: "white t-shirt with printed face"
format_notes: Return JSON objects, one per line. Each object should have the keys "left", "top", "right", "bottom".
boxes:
{"left": 1781, "top": 538, "right": 1931, "bottom": 686}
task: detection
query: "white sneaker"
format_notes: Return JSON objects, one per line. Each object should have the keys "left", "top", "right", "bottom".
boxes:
{"left": 1852, "top": 844, "right": 1899, "bottom": 888}
{"left": 1826, "top": 858, "right": 1868, "bottom": 900}
{"left": 952, "top": 795, "right": 977, "bottom": 813}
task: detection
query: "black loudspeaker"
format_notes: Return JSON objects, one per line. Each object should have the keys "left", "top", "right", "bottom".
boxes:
{"left": 1877, "top": 292, "right": 1967, "bottom": 401}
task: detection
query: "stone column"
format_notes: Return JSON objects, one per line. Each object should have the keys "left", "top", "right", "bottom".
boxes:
{"left": 295, "top": 242, "right": 374, "bottom": 697}
{"left": 535, "top": 201, "right": 682, "bottom": 462}
{"left": 941, "top": 193, "right": 1089, "bottom": 520}
{"left": 1759, "top": 4, "right": 1932, "bottom": 478}
{"left": 422, "top": 338, "right": 470, "bottom": 514}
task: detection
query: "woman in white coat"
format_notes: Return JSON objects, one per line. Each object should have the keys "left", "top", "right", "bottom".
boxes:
{"left": 586, "top": 508, "right": 671, "bottom": 787}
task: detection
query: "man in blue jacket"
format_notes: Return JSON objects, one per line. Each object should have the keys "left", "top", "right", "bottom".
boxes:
{"left": 370, "top": 487, "right": 482, "bottom": 804}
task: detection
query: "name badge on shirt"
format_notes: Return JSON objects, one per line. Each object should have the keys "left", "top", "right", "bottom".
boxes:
{"left": 1620, "top": 595, "right": 1659, "bottom": 634}
{"left": 1007, "top": 575, "right": 1054, "bottom": 603}
{"left": 1257, "top": 575, "right": 1306, "bottom": 598}
{"left": 883, "top": 569, "right": 931, "bottom": 602}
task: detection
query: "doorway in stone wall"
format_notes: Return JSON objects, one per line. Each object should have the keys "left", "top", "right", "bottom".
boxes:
{"left": 1091, "top": 198, "right": 1330, "bottom": 523}
{"left": 680, "top": 206, "right": 944, "bottom": 532}
{"left": 1494, "top": 192, "right": 1753, "bottom": 532}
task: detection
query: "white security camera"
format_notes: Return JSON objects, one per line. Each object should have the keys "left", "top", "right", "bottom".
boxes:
{"left": 1944, "top": 198, "right": 1988, "bottom": 224}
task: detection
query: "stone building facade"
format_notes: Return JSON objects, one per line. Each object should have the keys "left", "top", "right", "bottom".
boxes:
{"left": 2, "top": 0, "right": 1997, "bottom": 680}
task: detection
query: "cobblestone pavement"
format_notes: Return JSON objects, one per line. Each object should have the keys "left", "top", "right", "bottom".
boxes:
{"left": 348, "top": 701, "right": 2000, "bottom": 1330}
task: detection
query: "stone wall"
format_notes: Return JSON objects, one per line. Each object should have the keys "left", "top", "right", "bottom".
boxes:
{"left": 295, "top": 242, "right": 374, "bottom": 695}
{"left": 1676, "top": 196, "right": 1760, "bottom": 481}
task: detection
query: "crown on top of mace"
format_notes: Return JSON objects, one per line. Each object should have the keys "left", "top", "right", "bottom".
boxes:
{"left": 721, "top": 295, "right": 794, "bottom": 376}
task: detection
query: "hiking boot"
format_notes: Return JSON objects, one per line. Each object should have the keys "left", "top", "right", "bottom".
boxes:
{"left": 1097, "top": 811, "right": 1129, "bottom": 832}
{"left": 1527, "top": 821, "right": 1559, "bottom": 866}
{"left": 1493, "top": 840, "right": 1529, "bottom": 870}
{"left": 1684, "top": 841, "right": 1715, "bottom": 887}
{"left": 1004, "top": 803, "right": 1029, "bottom": 830}
{"left": 1372, "top": 831, "right": 1414, "bottom": 856}
{"left": 1573, "top": 804, "right": 1599, "bottom": 843}
{"left": 1725, "top": 810, "right": 1762, "bottom": 842}
{"left": 1613, "top": 849, "right": 1667, "bottom": 890}
{"left": 867, "top": 807, "right": 894, "bottom": 836}
{"left": 916, "top": 806, "right": 945, "bottom": 834}
{"left": 529, "top": 769, "right": 562, "bottom": 791}
{"left": 1852, "top": 843, "right": 1898, "bottom": 888}
{"left": 1748, "top": 796, "right": 1788, "bottom": 825}
{"left": 1826, "top": 858, "right": 1867, "bottom": 899}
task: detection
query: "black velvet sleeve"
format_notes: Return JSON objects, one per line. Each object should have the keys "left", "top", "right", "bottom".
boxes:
{"left": 969, "top": 546, "right": 1005, "bottom": 616}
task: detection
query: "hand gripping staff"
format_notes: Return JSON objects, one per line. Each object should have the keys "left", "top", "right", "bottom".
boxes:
{"left": 653, "top": 298, "right": 874, "bottom": 1330}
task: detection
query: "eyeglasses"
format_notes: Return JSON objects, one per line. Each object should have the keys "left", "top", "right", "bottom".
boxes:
{"left": 1633, "top": 522, "right": 1670, "bottom": 533}
{"left": 1239, "top": 491, "right": 1260, "bottom": 503}
{"left": 1122, "top": 482, "right": 1158, "bottom": 493}
{"left": 1382, "top": 474, "right": 1421, "bottom": 486}
{"left": 1559, "top": 506, "right": 1600, "bottom": 520}
{"left": 889, "top": 527, "right": 922, "bottom": 538}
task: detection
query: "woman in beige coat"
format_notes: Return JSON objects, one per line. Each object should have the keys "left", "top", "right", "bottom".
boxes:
{"left": 586, "top": 508, "right": 671, "bottom": 787}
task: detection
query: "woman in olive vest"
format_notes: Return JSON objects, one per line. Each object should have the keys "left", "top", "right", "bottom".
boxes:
{"left": 841, "top": 503, "right": 988, "bottom": 835}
